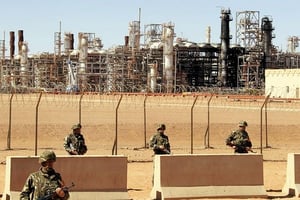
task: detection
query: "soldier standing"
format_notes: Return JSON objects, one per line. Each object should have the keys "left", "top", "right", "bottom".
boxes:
{"left": 64, "top": 123, "right": 87, "bottom": 155}
{"left": 20, "top": 150, "right": 70, "bottom": 200}
{"left": 226, "top": 120, "right": 253, "bottom": 153}
{"left": 149, "top": 124, "right": 171, "bottom": 154}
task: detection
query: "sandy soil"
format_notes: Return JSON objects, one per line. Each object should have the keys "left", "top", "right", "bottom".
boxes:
{"left": 0, "top": 93, "right": 300, "bottom": 200}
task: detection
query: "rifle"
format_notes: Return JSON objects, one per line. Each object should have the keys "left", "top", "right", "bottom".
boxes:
{"left": 231, "top": 145, "right": 256, "bottom": 153}
{"left": 163, "top": 148, "right": 171, "bottom": 154}
{"left": 37, "top": 182, "right": 75, "bottom": 200}
{"left": 154, "top": 147, "right": 170, "bottom": 154}
{"left": 227, "top": 139, "right": 255, "bottom": 153}
{"left": 78, "top": 141, "right": 87, "bottom": 155}
{"left": 247, "top": 147, "right": 257, "bottom": 153}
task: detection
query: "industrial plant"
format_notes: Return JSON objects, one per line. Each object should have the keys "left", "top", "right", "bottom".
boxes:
{"left": 1, "top": 9, "right": 300, "bottom": 94}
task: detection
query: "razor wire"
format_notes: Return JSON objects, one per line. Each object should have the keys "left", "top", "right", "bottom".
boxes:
{"left": 0, "top": 82, "right": 265, "bottom": 95}
{"left": 2, "top": 92, "right": 300, "bottom": 112}
{"left": 1, "top": 92, "right": 300, "bottom": 153}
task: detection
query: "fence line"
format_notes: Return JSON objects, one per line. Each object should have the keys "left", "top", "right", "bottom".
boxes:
{"left": 1, "top": 93, "right": 299, "bottom": 155}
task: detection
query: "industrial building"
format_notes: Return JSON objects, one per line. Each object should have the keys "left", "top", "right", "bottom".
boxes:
{"left": 1, "top": 9, "right": 300, "bottom": 94}
{"left": 265, "top": 69, "right": 300, "bottom": 98}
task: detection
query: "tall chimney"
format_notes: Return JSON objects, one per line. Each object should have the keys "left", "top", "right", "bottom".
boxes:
{"left": 219, "top": 9, "right": 232, "bottom": 86}
{"left": 206, "top": 26, "right": 211, "bottom": 44}
{"left": 9, "top": 31, "right": 15, "bottom": 60}
{"left": 18, "top": 30, "right": 24, "bottom": 55}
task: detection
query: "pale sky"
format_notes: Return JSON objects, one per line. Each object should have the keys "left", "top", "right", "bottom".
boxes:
{"left": 0, "top": 0, "right": 298, "bottom": 54}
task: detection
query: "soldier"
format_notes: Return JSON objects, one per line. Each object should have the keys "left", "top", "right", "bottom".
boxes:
{"left": 20, "top": 150, "right": 70, "bottom": 200}
{"left": 64, "top": 123, "right": 87, "bottom": 155}
{"left": 149, "top": 124, "right": 171, "bottom": 154}
{"left": 226, "top": 120, "right": 253, "bottom": 153}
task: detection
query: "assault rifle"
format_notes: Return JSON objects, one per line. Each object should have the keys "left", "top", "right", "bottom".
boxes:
{"left": 37, "top": 182, "right": 75, "bottom": 200}
{"left": 227, "top": 142, "right": 256, "bottom": 153}
{"left": 246, "top": 147, "right": 257, "bottom": 153}
{"left": 154, "top": 146, "right": 170, "bottom": 154}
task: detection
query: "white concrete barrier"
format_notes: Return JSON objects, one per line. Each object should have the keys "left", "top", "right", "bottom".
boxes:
{"left": 150, "top": 154, "right": 267, "bottom": 200}
{"left": 3, "top": 155, "right": 129, "bottom": 200}
{"left": 283, "top": 153, "right": 300, "bottom": 197}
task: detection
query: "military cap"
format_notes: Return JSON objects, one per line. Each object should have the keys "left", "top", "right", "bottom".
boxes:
{"left": 72, "top": 123, "right": 82, "bottom": 130}
{"left": 39, "top": 150, "right": 56, "bottom": 164}
{"left": 238, "top": 120, "right": 248, "bottom": 127}
{"left": 157, "top": 124, "right": 166, "bottom": 130}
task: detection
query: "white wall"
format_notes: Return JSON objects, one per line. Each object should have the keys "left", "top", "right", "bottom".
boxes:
{"left": 265, "top": 69, "right": 300, "bottom": 98}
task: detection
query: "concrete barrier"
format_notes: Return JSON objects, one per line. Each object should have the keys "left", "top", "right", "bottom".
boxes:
{"left": 3, "top": 155, "right": 129, "bottom": 200}
{"left": 150, "top": 154, "right": 267, "bottom": 200}
{"left": 283, "top": 153, "right": 300, "bottom": 197}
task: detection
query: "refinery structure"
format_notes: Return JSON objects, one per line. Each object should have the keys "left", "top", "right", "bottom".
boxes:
{"left": 1, "top": 9, "right": 300, "bottom": 94}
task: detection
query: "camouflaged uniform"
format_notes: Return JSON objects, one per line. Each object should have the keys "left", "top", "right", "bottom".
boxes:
{"left": 20, "top": 168, "right": 69, "bottom": 200}
{"left": 226, "top": 129, "right": 252, "bottom": 153}
{"left": 149, "top": 133, "right": 171, "bottom": 154}
{"left": 64, "top": 132, "right": 87, "bottom": 155}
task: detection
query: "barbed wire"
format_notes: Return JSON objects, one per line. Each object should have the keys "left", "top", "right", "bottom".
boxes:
{"left": 1, "top": 93, "right": 300, "bottom": 152}
{"left": 0, "top": 83, "right": 265, "bottom": 95}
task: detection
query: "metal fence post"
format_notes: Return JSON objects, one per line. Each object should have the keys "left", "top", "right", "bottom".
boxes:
{"left": 112, "top": 94, "right": 123, "bottom": 155}
{"left": 143, "top": 94, "right": 148, "bottom": 148}
{"left": 35, "top": 92, "right": 43, "bottom": 156}
{"left": 79, "top": 93, "right": 84, "bottom": 124}
{"left": 204, "top": 94, "right": 213, "bottom": 148}
{"left": 6, "top": 93, "right": 14, "bottom": 150}
{"left": 191, "top": 95, "right": 199, "bottom": 154}
{"left": 260, "top": 94, "right": 270, "bottom": 154}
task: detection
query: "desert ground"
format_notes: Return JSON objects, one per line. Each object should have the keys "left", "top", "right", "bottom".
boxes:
{"left": 0, "top": 93, "right": 300, "bottom": 200}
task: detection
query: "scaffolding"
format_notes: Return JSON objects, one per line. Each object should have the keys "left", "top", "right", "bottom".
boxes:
{"left": 236, "top": 11, "right": 260, "bottom": 49}
{"left": 1, "top": 9, "right": 300, "bottom": 94}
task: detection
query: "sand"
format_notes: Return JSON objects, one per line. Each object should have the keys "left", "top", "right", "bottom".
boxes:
{"left": 0, "top": 93, "right": 300, "bottom": 200}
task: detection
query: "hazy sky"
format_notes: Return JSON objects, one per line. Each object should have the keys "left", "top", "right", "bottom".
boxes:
{"left": 0, "top": 0, "right": 298, "bottom": 54}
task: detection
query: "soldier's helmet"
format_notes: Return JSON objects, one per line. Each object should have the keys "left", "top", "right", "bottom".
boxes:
{"left": 39, "top": 150, "right": 56, "bottom": 164}
{"left": 72, "top": 123, "right": 82, "bottom": 130}
{"left": 238, "top": 120, "right": 248, "bottom": 127}
{"left": 157, "top": 124, "right": 166, "bottom": 130}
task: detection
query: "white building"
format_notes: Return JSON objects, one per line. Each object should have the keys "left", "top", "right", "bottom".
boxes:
{"left": 265, "top": 69, "right": 300, "bottom": 98}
